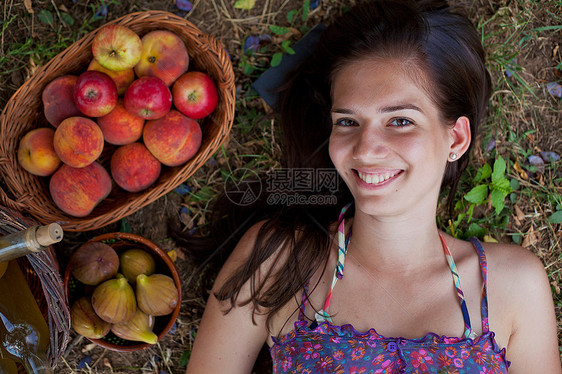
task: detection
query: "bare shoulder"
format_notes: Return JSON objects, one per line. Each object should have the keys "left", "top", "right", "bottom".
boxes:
{"left": 482, "top": 241, "right": 548, "bottom": 288}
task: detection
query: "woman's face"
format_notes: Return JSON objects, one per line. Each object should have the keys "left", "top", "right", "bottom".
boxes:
{"left": 329, "top": 58, "right": 455, "bottom": 218}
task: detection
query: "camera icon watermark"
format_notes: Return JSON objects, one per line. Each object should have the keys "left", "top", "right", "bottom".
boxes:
{"left": 224, "top": 167, "right": 339, "bottom": 207}
{"left": 224, "top": 168, "right": 262, "bottom": 206}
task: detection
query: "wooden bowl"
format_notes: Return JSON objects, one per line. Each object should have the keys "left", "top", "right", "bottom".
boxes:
{"left": 63, "top": 232, "right": 181, "bottom": 352}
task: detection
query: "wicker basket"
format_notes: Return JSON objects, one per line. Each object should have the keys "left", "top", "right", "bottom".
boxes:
{"left": 0, "top": 11, "right": 235, "bottom": 232}
{"left": 0, "top": 205, "right": 70, "bottom": 370}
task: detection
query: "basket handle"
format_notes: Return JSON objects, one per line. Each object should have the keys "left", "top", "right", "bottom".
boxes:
{"left": 0, "top": 185, "right": 26, "bottom": 212}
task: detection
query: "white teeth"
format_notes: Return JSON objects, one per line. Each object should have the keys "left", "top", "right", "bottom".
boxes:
{"left": 357, "top": 171, "right": 398, "bottom": 184}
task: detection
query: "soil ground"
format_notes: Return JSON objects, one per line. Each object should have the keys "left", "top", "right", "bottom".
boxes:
{"left": 1, "top": 0, "right": 560, "bottom": 373}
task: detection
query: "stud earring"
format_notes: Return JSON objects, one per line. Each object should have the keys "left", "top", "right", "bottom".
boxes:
{"left": 449, "top": 153, "right": 458, "bottom": 161}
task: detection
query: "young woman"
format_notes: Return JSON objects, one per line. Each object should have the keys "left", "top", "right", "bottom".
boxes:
{"left": 185, "top": 0, "right": 561, "bottom": 372}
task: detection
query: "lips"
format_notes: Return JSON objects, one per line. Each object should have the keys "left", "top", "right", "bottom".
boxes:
{"left": 353, "top": 169, "right": 403, "bottom": 186}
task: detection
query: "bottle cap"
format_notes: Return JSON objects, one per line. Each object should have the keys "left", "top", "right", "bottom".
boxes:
{"left": 35, "top": 223, "right": 63, "bottom": 247}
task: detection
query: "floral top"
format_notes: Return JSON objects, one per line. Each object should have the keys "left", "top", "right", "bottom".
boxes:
{"left": 270, "top": 205, "right": 510, "bottom": 373}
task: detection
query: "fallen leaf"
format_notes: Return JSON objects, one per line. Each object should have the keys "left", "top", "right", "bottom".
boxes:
{"left": 513, "top": 161, "right": 528, "bottom": 180}
{"left": 24, "top": 0, "right": 34, "bottom": 13}
{"left": 234, "top": 0, "right": 256, "bottom": 10}
{"left": 546, "top": 81, "right": 562, "bottom": 98}
{"left": 483, "top": 235, "right": 498, "bottom": 243}
{"left": 103, "top": 358, "right": 113, "bottom": 371}
{"left": 167, "top": 249, "right": 178, "bottom": 262}
{"left": 81, "top": 343, "right": 97, "bottom": 353}
{"left": 58, "top": 4, "right": 69, "bottom": 12}
{"left": 176, "top": 0, "right": 193, "bottom": 11}
{"left": 521, "top": 226, "right": 537, "bottom": 248}
{"left": 514, "top": 205, "right": 525, "bottom": 223}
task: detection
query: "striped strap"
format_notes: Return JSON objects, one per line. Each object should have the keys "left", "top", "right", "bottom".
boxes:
{"left": 439, "top": 233, "right": 476, "bottom": 339}
{"left": 315, "top": 203, "right": 352, "bottom": 323}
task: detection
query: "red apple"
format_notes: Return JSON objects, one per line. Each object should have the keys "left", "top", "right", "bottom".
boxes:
{"left": 124, "top": 76, "right": 172, "bottom": 120}
{"left": 134, "top": 30, "right": 189, "bottom": 86}
{"left": 172, "top": 71, "right": 218, "bottom": 120}
{"left": 143, "top": 110, "right": 202, "bottom": 167}
{"left": 73, "top": 71, "right": 118, "bottom": 117}
{"left": 92, "top": 25, "right": 142, "bottom": 71}
{"left": 88, "top": 59, "right": 134, "bottom": 95}
{"left": 42, "top": 75, "right": 82, "bottom": 127}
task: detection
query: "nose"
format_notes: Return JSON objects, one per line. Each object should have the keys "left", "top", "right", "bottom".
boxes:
{"left": 352, "top": 125, "right": 390, "bottom": 160}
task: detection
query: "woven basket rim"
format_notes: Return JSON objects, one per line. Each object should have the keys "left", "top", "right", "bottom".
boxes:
{"left": 0, "top": 10, "right": 236, "bottom": 232}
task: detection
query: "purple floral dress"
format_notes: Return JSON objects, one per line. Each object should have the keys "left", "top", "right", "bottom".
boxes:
{"left": 270, "top": 205, "right": 510, "bottom": 373}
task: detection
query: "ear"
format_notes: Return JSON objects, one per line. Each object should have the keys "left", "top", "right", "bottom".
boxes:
{"left": 448, "top": 116, "right": 471, "bottom": 160}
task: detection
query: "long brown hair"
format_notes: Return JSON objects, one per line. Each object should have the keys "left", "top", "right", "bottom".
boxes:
{"left": 176, "top": 0, "right": 492, "bottom": 332}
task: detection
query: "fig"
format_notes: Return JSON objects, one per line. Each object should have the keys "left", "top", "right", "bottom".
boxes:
{"left": 91, "top": 277, "right": 136, "bottom": 323}
{"left": 69, "top": 242, "right": 119, "bottom": 286}
{"left": 119, "top": 248, "right": 156, "bottom": 284}
{"left": 136, "top": 274, "right": 179, "bottom": 316}
{"left": 70, "top": 296, "right": 110, "bottom": 339}
{"left": 110, "top": 308, "right": 158, "bottom": 344}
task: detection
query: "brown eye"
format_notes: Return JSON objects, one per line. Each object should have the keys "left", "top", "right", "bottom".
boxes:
{"left": 334, "top": 118, "right": 358, "bottom": 127}
{"left": 389, "top": 118, "right": 413, "bottom": 127}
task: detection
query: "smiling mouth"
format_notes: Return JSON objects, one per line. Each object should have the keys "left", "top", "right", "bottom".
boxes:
{"left": 354, "top": 169, "right": 403, "bottom": 185}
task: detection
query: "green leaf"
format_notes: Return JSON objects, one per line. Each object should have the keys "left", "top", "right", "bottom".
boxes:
{"left": 491, "top": 189, "right": 506, "bottom": 215}
{"left": 269, "top": 25, "right": 290, "bottom": 35}
{"left": 492, "top": 177, "right": 512, "bottom": 195}
{"left": 271, "top": 52, "right": 283, "bottom": 67}
{"left": 464, "top": 185, "right": 488, "bottom": 204}
{"left": 465, "top": 222, "right": 487, "bottom": 239}
{"left": 61, "top": 12, "right": 74, "bottom": 26}
{"left": 243, "top": 62, "right": 255, "bottom": 75}
{"left": 302, "top": 0, "right": 310, "bottom": 21}
{"left": 548, "top": 210, "right": 562, "bottom": 224}
{"left": 281, "top": 40, "right": 295, "bottom": 54}
{"left": 510, "top": 178, "right": 520, "bottom": 191}
{"left": 38, "top": 10, "right": 54, "bottom": 25}
{"left": 511, "top": 233, "right": 521, "bottom": 244}
{"left": 119, "top": 218, "right": 132, "bottom": 233}
{"left": 492, "top": 156, "right": 506, "bottom": 183}
{"left": 287, "top": 9, "right": 298, "bottom": 23}
{"left": 178, "top": 350, "right": 191, "bottom": 367}
{"left": 481, "top": 163, "right": 492, "bottom": 181}
{"left": 234, "top": 0, "right": 256, "bottom": 10}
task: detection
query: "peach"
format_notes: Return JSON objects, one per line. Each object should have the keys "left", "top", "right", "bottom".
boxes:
{"left": 110, "top": 143, "right": 161, "bottom": 192}
{"left": 42, "top": 75, "right": 82, "bottom": 127}
{"left": 134, "top": 30, "right": 189, "bottom": 86}
{"left": 97, "top": 99, "right": 144, "bottom": 145}
{"left": 143, "top": 110, "right": 202, "bottom": 167}
{"left": 88, "top": 59, "right": 135, "bottom": 95}
{"left": 54, "top": 117, "right": 104, "bottom": 168}
{"left": 17, "top": 128, "right": 61, "bottom": 176}
{"left": 49, "top": 162, "right": 112, "bottom": 217}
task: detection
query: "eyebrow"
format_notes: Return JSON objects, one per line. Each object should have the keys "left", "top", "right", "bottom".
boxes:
{"left": 331, "top": 104, "right": 424, "bottom": 114}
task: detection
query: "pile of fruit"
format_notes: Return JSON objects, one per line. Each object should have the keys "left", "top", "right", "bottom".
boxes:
{"left": 69, "top": 241, "right": 179, "bottom": 344}
{"left": 17, "top": 24, "right": 219, "bottom": 218}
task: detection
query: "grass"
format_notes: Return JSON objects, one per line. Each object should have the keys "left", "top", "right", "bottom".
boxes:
{"left": 0, "top": 0, "right": 560, "bottom": 371}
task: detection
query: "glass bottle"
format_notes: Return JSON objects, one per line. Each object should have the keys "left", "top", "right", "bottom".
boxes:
{"left": 0, "top": 223, "right": 63, "bottom": 374}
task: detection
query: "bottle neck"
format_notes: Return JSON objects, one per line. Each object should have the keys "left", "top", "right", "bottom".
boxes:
{"left": 0, "top": 224, "right": 63, "bottom": 263}
{"left": 21, "top": 351, "right": 53, "bottom": 374}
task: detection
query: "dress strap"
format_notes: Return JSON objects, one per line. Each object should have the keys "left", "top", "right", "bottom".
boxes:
{"left": 314, "top": 203, "right": 352, "bottom": 323}
{"left": 469, "top": 237, "right": 490, "bottom": 333}
{"left": 298, "top": 282, "right": 309, "bottom": 321}
{"left": 439, "top": 233, "right": 477, "bottom": 339}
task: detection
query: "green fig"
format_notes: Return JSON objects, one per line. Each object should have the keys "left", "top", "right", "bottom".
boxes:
{"left": 119, "top": 248, "right": 156, "bottom": 284}
{"left": 69, "top": 242, "right": 119, "bottom": 286}
{"left": 70, "top": 296, "right": 110, "bottom": 339}
{"left": 136, "top": 274, "right": 178, "bottom": 316}
{"left": 91, "top": 276, "right": 136, "bottom": 323}
{"left": 110, "top": 308, "right": 158, "bottom": 344}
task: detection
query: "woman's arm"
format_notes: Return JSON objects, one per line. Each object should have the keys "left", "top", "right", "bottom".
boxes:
{"left": 498, "top": 244, "right": 561, "bottom": 373}
{"left": 185, "top": 222, "right": 273, "bottom": 374}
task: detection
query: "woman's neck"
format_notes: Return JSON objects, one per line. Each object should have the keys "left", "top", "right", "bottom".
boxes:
{"left": 346, "top": 203, "right": 445, "bottom": 274}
